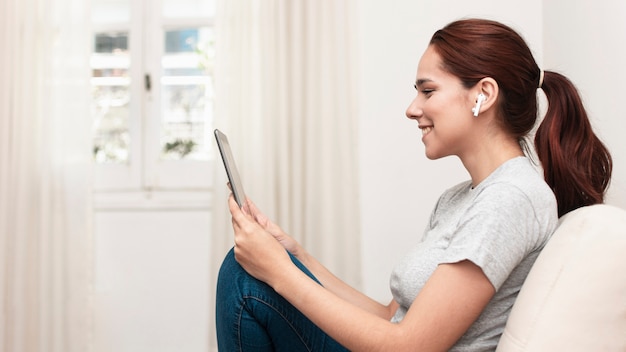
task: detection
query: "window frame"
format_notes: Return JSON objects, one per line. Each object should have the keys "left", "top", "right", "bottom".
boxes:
{"left": 92, "top": 0, "right": 215, "bottom": 195}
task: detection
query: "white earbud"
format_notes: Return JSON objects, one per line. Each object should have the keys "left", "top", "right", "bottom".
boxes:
{"left": 472, "top": 93, "right": 486, "bottom": 117}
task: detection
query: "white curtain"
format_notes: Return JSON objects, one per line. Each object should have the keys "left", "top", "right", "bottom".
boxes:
{"left": 0, "top": 0, "right": 93, "bottom": 351}
{"left": 210, "top": 0, "right": 361, "bottom": 348}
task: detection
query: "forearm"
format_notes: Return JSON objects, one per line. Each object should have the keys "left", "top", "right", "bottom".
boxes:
{"left": 270, "top": 261, "right": 493, "bottom": 352}
{"left": 295, "top": 249, "right": 397, "bottom": 320}
{"left": 272, "top": 265, "right": 404, "bottom": 351}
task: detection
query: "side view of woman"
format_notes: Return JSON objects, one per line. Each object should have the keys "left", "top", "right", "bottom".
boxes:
{"left": 216, "top": 18, "right": 612, "bottom": 351}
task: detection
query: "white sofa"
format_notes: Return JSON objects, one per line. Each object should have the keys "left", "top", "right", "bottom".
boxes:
{"left": 497, "top": 204, "right": 626, "bottom": 351}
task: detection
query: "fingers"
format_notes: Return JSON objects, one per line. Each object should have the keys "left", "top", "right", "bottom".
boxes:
{"left": 228, "top": 194, "right": 240, "bottom": 213}
{"left": 243, "top": 198, "right": 272, "bottom": 227}
{"left": 232, "top": 195, "right": 266, "bottom": 227}
{"left": 229, "top": 195, "right": 249, "bottom": 224}
{"left": 228, "top": 194, "right": 250, "bottom": 230}
{"left": 229, "top": 193, "right": 278, "bottom": 238}
{"left": 244, "top": 198, "right": 262, "bottom": 222}
{"left": 229, "top": 195, "right": 261, "bottom": 234}
{"left": 246, "top": 197, "right": 259, "bottom": 213}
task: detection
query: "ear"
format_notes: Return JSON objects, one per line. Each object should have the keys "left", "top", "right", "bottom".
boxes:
{"left": 471, "top": 77, "right": 499, "bottom": 117}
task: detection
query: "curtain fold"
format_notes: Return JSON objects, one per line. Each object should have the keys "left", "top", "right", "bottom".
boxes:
{"left": 0, "top": 0, "right": 93, "bottom": 351}
{"left": 210, "top": 0, "right": 361, "bottom": 348}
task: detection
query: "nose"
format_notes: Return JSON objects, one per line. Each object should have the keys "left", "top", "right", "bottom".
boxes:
{"left": 405, "top": 95, "right": 423, "bottom": 120}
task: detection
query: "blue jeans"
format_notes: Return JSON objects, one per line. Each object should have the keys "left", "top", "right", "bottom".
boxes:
{"left": 216, "top": 248, "right": 349, "bottom": 351}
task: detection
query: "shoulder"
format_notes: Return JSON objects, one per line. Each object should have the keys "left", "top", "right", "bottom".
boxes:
{"left": 467, "top": 158, "right": 558, "bottom": 248}
{"left": 432, "top": 157, "right": 557, "bottom": 232}
{"left": 475, "top": 157, "right": 557, "bottom": 216}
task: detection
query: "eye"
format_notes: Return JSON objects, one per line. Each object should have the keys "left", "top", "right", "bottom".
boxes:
{"left": 413, "top": 82, "right": 435, "bottom": 97}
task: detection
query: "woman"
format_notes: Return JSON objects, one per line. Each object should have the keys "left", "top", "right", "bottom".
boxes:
{"left": 216, "top": 18, "right": 612, "bottom": 351}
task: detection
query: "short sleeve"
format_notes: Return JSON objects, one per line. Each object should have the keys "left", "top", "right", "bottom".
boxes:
{"left": 440, "top": 183, "right": 540, "bottom": 290}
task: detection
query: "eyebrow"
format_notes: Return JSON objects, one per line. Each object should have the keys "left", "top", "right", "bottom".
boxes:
{"left": 415, "top": 78, "right": 434, "bottom": 87}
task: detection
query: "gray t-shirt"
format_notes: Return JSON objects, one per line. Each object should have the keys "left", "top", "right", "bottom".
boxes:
{"left": 389, "top": 156, "right": 558, "bottom": 351}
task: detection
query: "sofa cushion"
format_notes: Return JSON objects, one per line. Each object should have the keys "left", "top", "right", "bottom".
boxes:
{"left": 496, "top": 204, "right": 626, "bottom": 351}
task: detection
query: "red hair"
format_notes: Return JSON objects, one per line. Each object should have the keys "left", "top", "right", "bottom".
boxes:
{"left": 430, "top": 19, "right": 612, "bottom": 216}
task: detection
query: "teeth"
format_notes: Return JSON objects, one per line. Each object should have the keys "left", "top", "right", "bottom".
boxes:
{"left": 421, "top": 126, "right": 432, "bottom": 135}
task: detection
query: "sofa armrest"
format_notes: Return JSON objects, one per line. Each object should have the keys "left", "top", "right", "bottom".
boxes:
{"left": 497, "top": 204, "right": 626, "bottom": 352}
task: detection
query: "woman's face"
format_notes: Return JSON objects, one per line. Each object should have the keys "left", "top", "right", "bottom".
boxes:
{"left": 405, "top": 46, "right": 477, "bottom": 160}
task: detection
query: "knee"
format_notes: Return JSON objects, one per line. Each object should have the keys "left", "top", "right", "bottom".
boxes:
{"left": 216, "top": 247, "right": 245, "bottom": 320}
{"left": 216, "top": 247, "right": 263, "bottom": 300}
{"left": 219, "top": 247, "right": 237, "bottom": 273}
{"left": 216, "top": 247, "right": 321, "bottom": 299}
{"left": 216, "top": 247, "right": 238, "bottom": 293}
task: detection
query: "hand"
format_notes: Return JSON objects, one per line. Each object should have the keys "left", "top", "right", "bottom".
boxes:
{"left": 229, "top": 195, "right": 293, "bottom": 286}
{"left": 243, "top": 197, "right": 303, "bottom": 257}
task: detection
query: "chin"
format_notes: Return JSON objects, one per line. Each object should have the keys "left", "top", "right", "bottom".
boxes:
{"left": 424, "top": 148, "right": 451, "bottom": 161}
{"left": 424, "top": 150, "right": 442, "bottom": 160}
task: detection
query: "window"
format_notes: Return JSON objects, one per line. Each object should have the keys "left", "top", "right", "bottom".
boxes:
{"left": 91, "top": 0, "right": 216, "bottom": 192}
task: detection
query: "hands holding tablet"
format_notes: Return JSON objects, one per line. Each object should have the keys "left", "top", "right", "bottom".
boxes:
{"left": 227, "top": 195, "right": 300, "bottom": 285}
{"left": 215, "top": 129, "right": 304, "bottom": 282}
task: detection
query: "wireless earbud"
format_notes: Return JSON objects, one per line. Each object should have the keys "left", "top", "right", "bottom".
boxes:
{"left": 472, "top": 93, "right": 486, "bottom": 117}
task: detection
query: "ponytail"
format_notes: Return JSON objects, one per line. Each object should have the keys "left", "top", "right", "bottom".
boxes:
{"left": 534, "top": 71, "right": 612, "bottom": 217}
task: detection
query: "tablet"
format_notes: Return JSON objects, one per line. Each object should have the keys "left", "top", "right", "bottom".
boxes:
{"left": 214, "top": 129, "right": 247, "bottom": 208}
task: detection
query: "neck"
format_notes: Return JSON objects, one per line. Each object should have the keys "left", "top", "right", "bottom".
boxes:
{"left": 461, "top": 137, "right": 524, "bottom": 188}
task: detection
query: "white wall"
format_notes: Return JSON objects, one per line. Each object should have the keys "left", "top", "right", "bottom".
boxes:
{"left": 357, "top": 0, "right": 626, "bottom": 302}
{"left": 93, "top": 208, "right": 211, "bottom": 352}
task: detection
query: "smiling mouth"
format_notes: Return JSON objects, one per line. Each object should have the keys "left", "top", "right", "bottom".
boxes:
{"left": 420, "top": 126, "right": 433, "bottom": 136}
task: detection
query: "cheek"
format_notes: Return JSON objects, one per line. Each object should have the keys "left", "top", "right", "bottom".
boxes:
{"left": 422, "top": 97, "right": 442, "bottom": 116}
{"left": 422, "top": 98, "right": 453, "bottom": 122}
{"left": 440, "top": 98, "right": 471, "bottom": 124}
{"left": 428, "top": 102, "right": 472, "bottom": 142}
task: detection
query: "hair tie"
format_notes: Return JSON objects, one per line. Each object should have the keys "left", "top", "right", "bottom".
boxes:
{"left": 538, "top": 70, "right": 545, "bottom": 89}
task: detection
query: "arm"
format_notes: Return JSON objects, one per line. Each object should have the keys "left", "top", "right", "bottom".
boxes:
{"left": 297, "top": 249, "right": 399, "bottom": 320}
{"left": 241, "top": 197, "right": 397, "bottom": 319}
{"left": 276, "top": 259, "right": 494, "bottom": 351}
{"left": 231, "top": 196, "right": 495, "bottom": 351}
